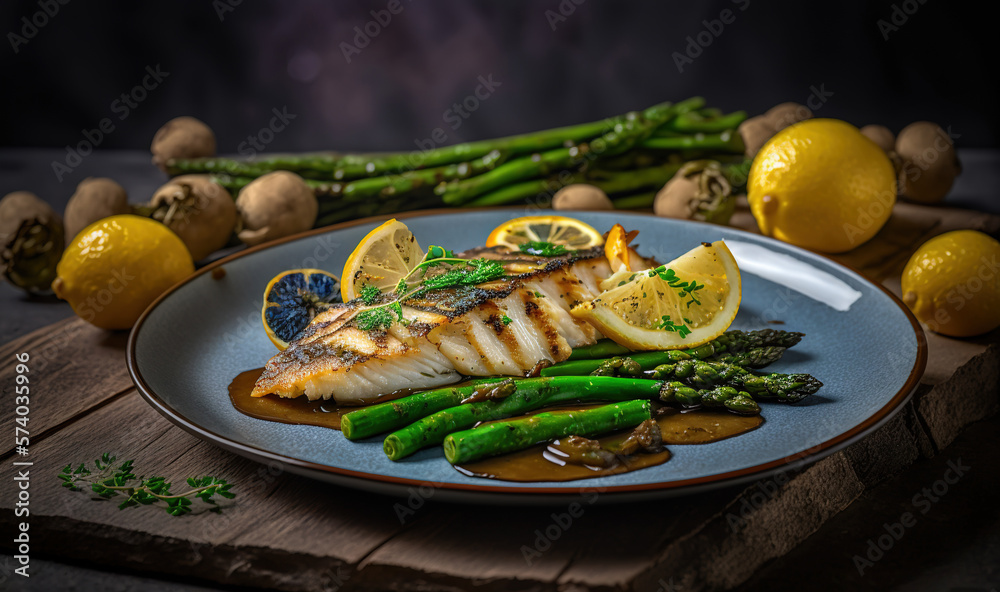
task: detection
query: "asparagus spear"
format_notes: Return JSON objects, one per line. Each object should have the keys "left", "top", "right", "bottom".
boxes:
{"left": 658, "top": 110, "right": 748, "bottom": 134}
{"left": 708, "top": 346, "right": 788, "bottom": 369}
{"left": 569, "top": 329, "right": 802, "bottom": 359}
{"left": 649, "top": 360, "right": 822, "bottom": 403}
{"left": 341, "top": 378, "right": 511, "bottom": 440}
{"left": 611, "top": 191, "right": 658, "bottom": 210}
{"left": 641, "top": 130, "right": 745, "bottom": 153}
{"left": 442, "top": 400, "right": 651, "bottom": 464}
{"left": 169, "top": 98, "right": 707, "bottom": 180}
{"left": 544, "top": 330, "right": 803, "bottom": 376}
{"left": 659, "top": 382, "right": 759, "bottom": 415}
{"left": 567, "top": 340, "right": 631, "bottom": 360}
{"left": 382, "top": 376, "right": 664, "bottom": 460}
{"left": 338, "top": 149, "right": 508, "bottom": 203}
{"left": 439, "top": 99, "right": 700, "bottom": 205}
{"left": 462, "top": 161, "right": 684, "bottom": 208}
{"left": 582, "top": 346, "right": 785, "bottom": 378}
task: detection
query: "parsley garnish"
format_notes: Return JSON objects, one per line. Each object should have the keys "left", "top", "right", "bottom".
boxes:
{"left": 360, "top": 284, "right": 381, "bottom": 305}
{"left": 648, "top": 265, "right": 704, "bottom": 307}
{"left": 501, "top": 314, "right": 512, "bottom": 325}
{"left": 356, "top": 301, "right": 405, "bottom": 331}
{"left": 658, "top": 315, "right": 692, "bottom": 339}
{"left": 519, "top": 241, "right": 569, "bottom": 257}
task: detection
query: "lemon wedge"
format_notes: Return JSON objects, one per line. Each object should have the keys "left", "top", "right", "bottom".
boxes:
{"left": 572, "top": 240, "right": 741, "bottom": 350}
{"left": 341, "top": 219, "right": 423, "bottom": 302}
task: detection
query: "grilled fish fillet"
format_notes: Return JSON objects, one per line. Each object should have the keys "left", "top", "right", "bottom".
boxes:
{"left": 252, "top": 246, "right": 646, "bottom": 403}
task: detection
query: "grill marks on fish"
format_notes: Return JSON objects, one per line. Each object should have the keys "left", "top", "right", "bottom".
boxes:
{"left": 252, "top": 246, "right": 623, "bottom": 403}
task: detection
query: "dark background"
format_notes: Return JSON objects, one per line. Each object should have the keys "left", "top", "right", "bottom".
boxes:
{"left": 2, "top": 0, "right": 997, "bottom": 158}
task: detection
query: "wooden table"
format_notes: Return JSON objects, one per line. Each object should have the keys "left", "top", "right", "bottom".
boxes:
{"left": 2, "top": 200, "right": 998, "bottom": 591}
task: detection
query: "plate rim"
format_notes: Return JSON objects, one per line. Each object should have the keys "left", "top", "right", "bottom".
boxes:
{"left": 126, "top": 208, "right": 928, "bottom": 499}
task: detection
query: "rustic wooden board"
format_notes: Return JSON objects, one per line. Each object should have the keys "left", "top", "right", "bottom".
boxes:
{"left": 0, "top": 317, "right": 133, "bottom": 459}
{"left": 2, "top": 203, "right": 998, "bottom": 591}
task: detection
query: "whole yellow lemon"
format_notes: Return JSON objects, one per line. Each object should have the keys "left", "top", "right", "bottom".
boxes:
{"left": 748, "top": 119, "right": 897, "bottom": 253}
{"left": 901, "top": 230, "right": 1000, "bottom": 337}
{"left": 52, "top": 215, "right": 194, "bottom": 330}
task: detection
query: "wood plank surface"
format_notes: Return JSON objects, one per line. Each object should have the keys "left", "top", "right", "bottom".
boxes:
{"left": 1, "top": 202, "right": 998, "bottom": 591}
{"left": 0, "top": 317, "right": 133, "bottom": 458}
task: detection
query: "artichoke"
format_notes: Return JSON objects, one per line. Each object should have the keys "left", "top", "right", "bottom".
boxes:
{"left": 653, "top": 160, "right": 735, "bottom": 225}
{"left": 0, "top": 191, "right": 65, "bottom": 294}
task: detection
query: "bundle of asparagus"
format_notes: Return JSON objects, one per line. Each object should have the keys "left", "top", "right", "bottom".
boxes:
{"left": 338, "top": 329, "right": 822, "bottom": 463}
{"left": 164, "top": 97, "right": 750, "bottom": 226}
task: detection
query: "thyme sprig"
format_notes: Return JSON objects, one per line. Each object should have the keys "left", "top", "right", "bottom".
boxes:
{"left": 354, "top": 245, "right": 508, "bottom": 331}
{"left": 58, "top": 453, "right": 234, "bottom": 516}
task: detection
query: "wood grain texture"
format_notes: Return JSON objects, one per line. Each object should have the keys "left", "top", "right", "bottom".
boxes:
{"left": 0, "top": 317, "right": 133, "bottom": 458}
{"left": 0, "top": 389, "right": 407, "bottom": 591}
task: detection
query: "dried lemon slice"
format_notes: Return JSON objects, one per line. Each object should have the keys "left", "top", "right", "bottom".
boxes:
{"left": 262, "top": 269, "right": 341, "bottom": 350}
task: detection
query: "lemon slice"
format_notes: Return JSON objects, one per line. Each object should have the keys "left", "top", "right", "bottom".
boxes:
{"left": 485, "top": 215, "right": 603, "bottom": 251}
{"left": 604, "top": 223, "right": 632, "bottom": 273}
{"left": 572, "top": 240, "right": 741, "bottom": 350}
{"left": 341, "top": 219, "right": 423, "bottom": 302}
{"left": 262, "top": 269, "right": 341, "bottom": 350}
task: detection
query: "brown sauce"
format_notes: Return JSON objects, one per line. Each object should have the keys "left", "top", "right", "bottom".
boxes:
{"left": 455, "top": 407, "right": 763, "bottom": 482}
{"left": 228, "top": 368, "right": 413, "bottom": 430}
{"left": 229, "top": 370, "right": 764, "bottom": 483}
{"left": 229, "top": 368, "right": 350, "bottom": 430}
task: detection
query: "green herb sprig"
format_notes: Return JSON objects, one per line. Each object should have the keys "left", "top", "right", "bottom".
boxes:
{"left": 518, "top": 241, "right": 569, "bottom": 257}
{"left": 58, "top": 453, "right": 235, "bottom": 516}
{"left": 648, "top": 265, "right": 704, "bottom": 307}
{"left": 658, "top": 315, "right": 692, "bottom": 339}
{"left": 352, "top": 245, "right": 509, "bottom": 331}
{"left": 359, "top": 283, "right": 381, "bottom": 305}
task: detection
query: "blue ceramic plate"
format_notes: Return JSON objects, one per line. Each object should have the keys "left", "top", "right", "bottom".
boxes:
{"left": 128, "top": 210, "right": 926, "bottom": 504}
